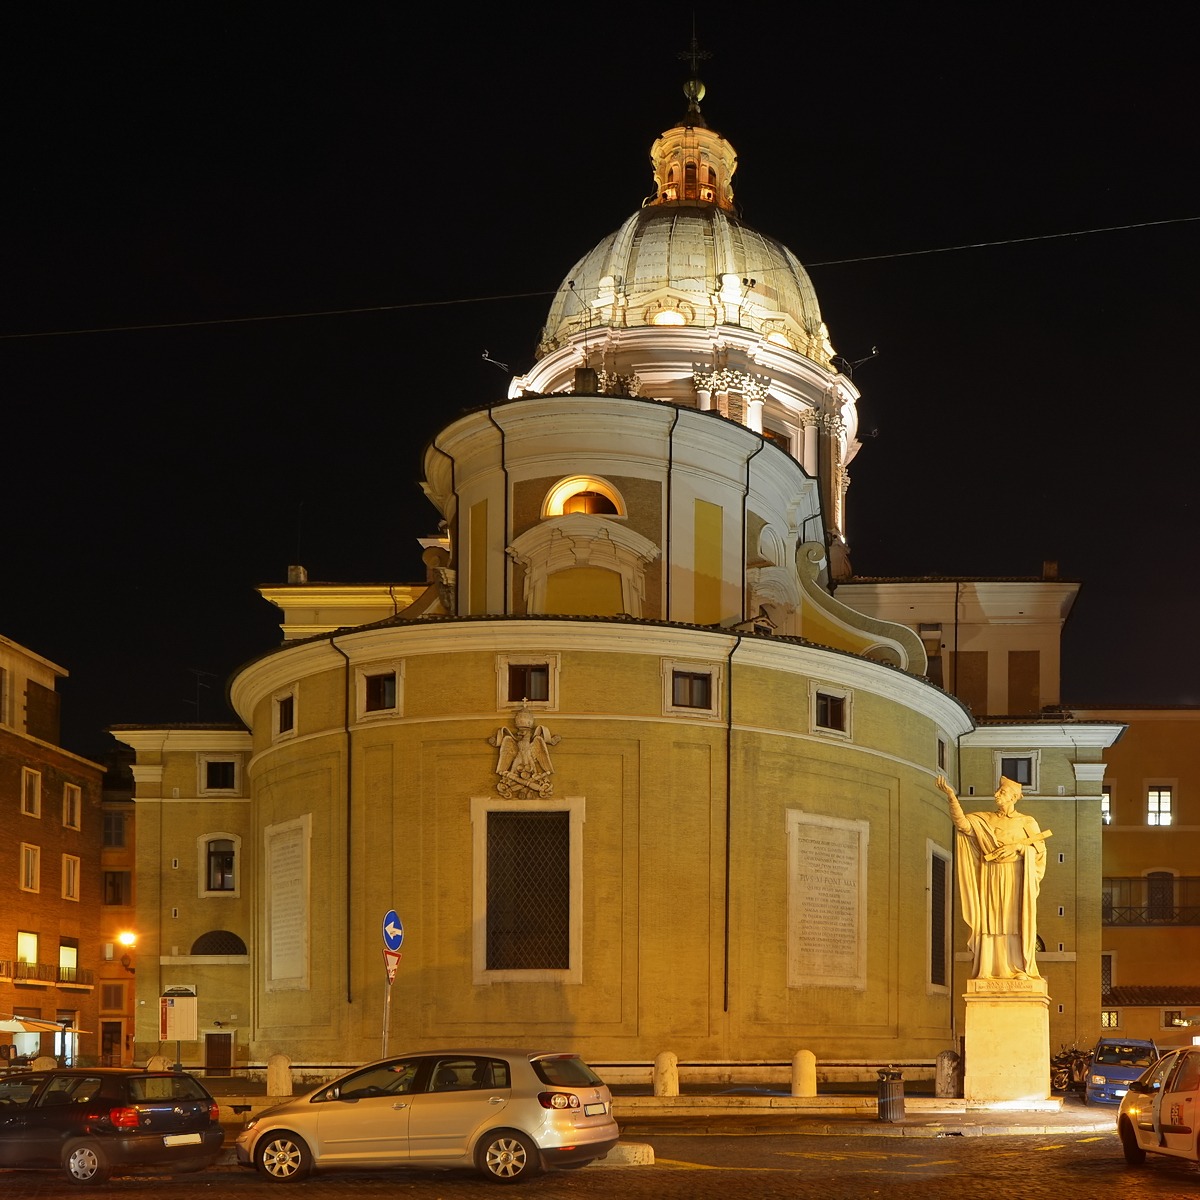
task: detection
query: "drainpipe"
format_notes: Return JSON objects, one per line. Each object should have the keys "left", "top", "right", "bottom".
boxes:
{"left": 329, "top": 635, "right": 353, "bottom": 1005}
{"left": 665, "top": 405, "right": 680, "bottom": 620}
{"left": 486, "top": 407, "right": 510, "bottom": 614}
{"left": 723, "top": 633, "right": 744, "bottom": 1013}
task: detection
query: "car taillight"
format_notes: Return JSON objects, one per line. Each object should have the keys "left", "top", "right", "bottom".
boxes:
{"left": 209, "top": 1102, "right": 221, "bottom": 1122}
{"left": 538, "top": 1091, "right": 581, "bottom": 1109}
{"left": 110, "top": 1107, "right": 139, "bottom": 1128}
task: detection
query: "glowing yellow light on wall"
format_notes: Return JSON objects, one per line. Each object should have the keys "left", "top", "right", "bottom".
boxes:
{"left": 650, "top": 310, "right": 687, "bottom": 326}
{"left": 542, "top": 476, "right": 626, "bottom": 518}
{"left": 118, "top": 931, "right": 137, "bottom": 946}
{"left": 765, "top": 331, "right": 793, "bottom": 348}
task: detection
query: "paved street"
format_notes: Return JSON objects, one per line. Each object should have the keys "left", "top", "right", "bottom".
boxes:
{"left": 1, "top": 1132, "right": 1198, "bottom": 1198}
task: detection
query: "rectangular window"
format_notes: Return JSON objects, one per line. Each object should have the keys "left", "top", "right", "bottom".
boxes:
{"left": 206, "top": 840, "right": 235, "bottom": 891}
{"left": 1101, "top": 953, "right": 1113, "bottom": 995}
{"left": 17, "top": 932, "right": 38, "bottom": 963}
{"left": 103, "top": 871, "right": 132, "bottom": 906}
{"left": 20, "top": 844, "right": 40, "bottom": 892}
{"left": 816, "top": 692, "right": 846, "bottom": 731}
{"left": 937, "top": 738, "right": 947, "bottom": 771}
{"left": 102, "top": 811, "right": 126, "bottom": 847}
{"left": 1101, "top": 1009, "right": 1121, "bottom": 1029}
{"left": 672, "top": 670, "right": 712, "bottom": 710}
{"left": 364, "top": 671, "right": 398, "bottom": 711}
{"left": 1164, "top": 1010, "right": 1185, "bottom": 1029}
{"left": 507, "top": 664, "right": 549, "bottom": 703}
{"left": 277, "top": 694, "right": 295, "bottom": 734}
{"left": 101, "top": 983, "right": 124, "bottom": 1011}
{"left": 205, "top": 760, "right": 236, "bottom": 790}
{"left": 1001, "top": 757, "right": 1033, "bottom": 786}
{"left": 929, "top": 851, "right": 949, "bottom": 988}
{"left": 486, "top": 811, "right": 570, "bottom": 971}
{"left": 62, "top": 784, "right": 81, "bottom": 829}
{"left": 0, "top": 665, "right": 7, "bottom": 725}
{"left": 61, "top": 855, "right": 80, "bottom": 900}
{"left": 21, "top": 768, "right": 41, "bottom": 817}
{"left": 1148, "top": 787, "right": 1172, "bottom": 826}
{"left": 1101, "top": 785, "right": 1112, "bottom": 825}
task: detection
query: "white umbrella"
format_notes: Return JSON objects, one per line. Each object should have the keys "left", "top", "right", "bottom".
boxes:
{"left": 0, "top": 1016, "right": 92, "bottom": 1034}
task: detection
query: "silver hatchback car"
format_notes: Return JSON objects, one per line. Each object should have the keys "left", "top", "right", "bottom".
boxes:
{"left": 235, "top": 1048, "right": 618, "bottom": 1183}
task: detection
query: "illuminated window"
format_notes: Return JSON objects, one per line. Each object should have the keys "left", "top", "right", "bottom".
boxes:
{"left": 1163, "top": 1010, "right": 1185, "bottom": 1028}
{"left": 1101, "top": 785, "right": 1112, "bottom": 825}
{"left": 1100, "top": 1009, "right": 1121, "bottom": 1029}
{"left": 1148, "top": 787, "right": 1172, "bottom": 826}
{"left": 17, "top": 932, "right": 38, "bottom": 963}
{"left": 61, "top": 855, "right": 80, "bottom": 901}
{"left": 21, "top": 768, "right": 41, "bottom": 817}
{"left": 650, "top": 309, "right": 687, "bottom": 326}
{"left": 542, "top": 476, "right": 625, "bottom": 519}
{"left": 20, "top": 844, "right": 40, "bottom": 892}
{"left": 63, "top": 784, "right": 81, "bottom": 829}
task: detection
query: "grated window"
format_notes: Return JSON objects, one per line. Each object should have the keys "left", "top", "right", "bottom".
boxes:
{"left": 486, "top": 811, "right": 570, "bottom": 970}
{"left": 930, "top": 854, "right": 947, "bottom": 986}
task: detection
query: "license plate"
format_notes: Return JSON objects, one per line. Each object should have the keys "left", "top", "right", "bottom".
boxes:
{"left": 163, "top": 1133, "right": 203, "bottom": 1146}
{"left": 584, "top": 1102, "right": 607, "bottom": 1116}
{"left": 1115, "top": 1089, "right": 1127, "bottom": 1096}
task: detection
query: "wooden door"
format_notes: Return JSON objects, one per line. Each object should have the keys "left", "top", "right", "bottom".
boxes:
{"left": 204, "top": 1032, "right": 233, "bottom": 1076}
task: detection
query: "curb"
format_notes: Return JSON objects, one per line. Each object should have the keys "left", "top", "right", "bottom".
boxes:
{"left": 618, "top": 1120, "right": 1115, "bottom": 1139}
{"left": 594, "top": 1141, "right": 655, "bottom": 1166}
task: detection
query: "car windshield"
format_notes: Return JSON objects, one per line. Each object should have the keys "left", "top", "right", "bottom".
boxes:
{"left": 128, "top": 1075, "right": 211, "bottom": 1101}
{"left": 531, "top": 1055, "right": 604, "bottom": 1088}
{"left": 1095, "top": 1045, "right": 1154, "bottom": 1067}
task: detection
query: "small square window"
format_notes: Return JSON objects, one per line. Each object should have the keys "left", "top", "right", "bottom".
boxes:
{"left": 101, "top": 983, "right": 125, "bottom": 1011}
{"left": 816, "top": 692, "right": 846, "bottom": 731}
{"left": 1148, "top": 787, "right": 1172, "bottom": 826}
{"left": 277, "top": 694, "right": 295, "bottom": 734}
{"left": 365, "top": 672, "right": 397, "bottom": 711}
{"left": 103, "top": 811, "right": 127, "bottom": 848}
{"left": 672, "top": 670, "right": 712, "bottom": 709}
{"left": 508, "top": 664, "right": 549, "bottom": 703}
{"left": 1100, "top": 1009, "right": 1121, "bottom": 1029}
{"left": 21, "top": 768, "right": 41, "bottom": 817}
{"left": 1001, "top": 757, "right": 1033, "bottom": 785}
{"left": 206, "top": 760, "right": 236, "bottom": 790}
{"left": 63, "top": 784, "right": 81, "bottom": 829}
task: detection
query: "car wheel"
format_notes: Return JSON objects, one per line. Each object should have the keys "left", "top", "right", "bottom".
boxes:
{"left": 256, "top": 1131, "right": 313, "bottom": 1182}
{"left": 1119, "top": 1119, "right": 1146, "bottom": 1166}
{"left": 476, "top": 1130, "right": 542, "bottom": 1183}
{"left": 63, "top": 1140, "right": 112, "bottom": 1186}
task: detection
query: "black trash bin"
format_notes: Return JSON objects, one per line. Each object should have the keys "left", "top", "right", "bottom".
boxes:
{"left": 877, "top": 1067, "right": 905, "bottom": 1122}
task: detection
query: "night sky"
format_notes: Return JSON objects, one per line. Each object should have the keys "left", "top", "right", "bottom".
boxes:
{"left": 3, "top": 7, "right": 1197, "bottom": 758}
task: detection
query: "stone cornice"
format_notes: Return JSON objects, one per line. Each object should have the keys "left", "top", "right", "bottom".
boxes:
{"left": 961, "top": 724, "right": 1125, "bottom": 750}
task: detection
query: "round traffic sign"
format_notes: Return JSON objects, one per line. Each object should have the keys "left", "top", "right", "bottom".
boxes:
{"left": 383, "top": 910, "right": 404, "bottom": 951}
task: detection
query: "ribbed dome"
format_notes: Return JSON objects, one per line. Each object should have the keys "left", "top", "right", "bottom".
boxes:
{"left": 537, "top": 204, "right": 835, "bottom": 368}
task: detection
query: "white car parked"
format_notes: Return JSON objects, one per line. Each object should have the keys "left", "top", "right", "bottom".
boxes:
{"left": 235, "top": 1048, "right": 618, "bottom": 1183}
{"left": 1116, "top": 1045, "right": 1200, "bottom": 1167}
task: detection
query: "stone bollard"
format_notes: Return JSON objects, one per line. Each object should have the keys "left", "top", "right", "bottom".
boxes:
{"left": 791, "top": 1049, "right": 817, "bottom": 1097}
{"left": 267, "top": 1054, "right": 293, "bottom": 1096}
{"left": 652, "top": 1051, "right": 679, "bottom": 1097}
{"left": 33, "top": 1056, "right": 58, "bottom": 1071}
{"left": 146, "top": 1055, "right": 172, "bottom": 1071}
{"left": 935, "top": 1049, "right": 960, "bottom": 1098}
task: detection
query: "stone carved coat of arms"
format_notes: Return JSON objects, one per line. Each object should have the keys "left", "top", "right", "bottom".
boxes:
{"left": 487, "top": 706, "right": 561, "bottom": 799}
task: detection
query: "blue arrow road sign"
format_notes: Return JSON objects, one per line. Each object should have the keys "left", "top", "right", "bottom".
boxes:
{"left": 383, "top": 911, "right": 404, "bottom": 951}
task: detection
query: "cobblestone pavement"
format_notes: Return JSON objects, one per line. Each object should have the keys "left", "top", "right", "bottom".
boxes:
{"left": 1, "top": 1132, "right": 1198, "bottom": 1198}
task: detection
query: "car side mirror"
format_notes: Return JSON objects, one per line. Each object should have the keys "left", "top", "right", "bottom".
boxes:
{"left": 1127, "top": 1081, "right": 1154, "bottom": 1095}
{"left": 319, "top": 1087, "right": 339, "bottom": 1102}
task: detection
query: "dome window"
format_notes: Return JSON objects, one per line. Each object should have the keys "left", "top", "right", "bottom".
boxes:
{"left": 650, "top": 309, "right": 687, "bottom": 326}
{"left": 684, "top": 160, "right": 698, "bottom": 199}
{"left": 542, "top": 475, "right": 626, "bottom": 519}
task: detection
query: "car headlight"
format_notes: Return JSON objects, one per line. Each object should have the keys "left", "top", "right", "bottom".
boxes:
{"left": 1091, "top": 1075, "right": 1106, "bottom": 1085}
{"left": 242, "top": 1119, "right": 258, "bottom": 1131}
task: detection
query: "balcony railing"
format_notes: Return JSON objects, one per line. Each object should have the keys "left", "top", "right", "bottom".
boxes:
{"left": 1103, "top": 876, "right": 1200, "bottom": 926}
{"left": 57, "top": 967, "right": 95, "bottom": 986}
{"left": 14, "top": 961, "right": 59, "bottom": 982}
{"left": 9, "top": 962, "right": 96, "bottom": 985}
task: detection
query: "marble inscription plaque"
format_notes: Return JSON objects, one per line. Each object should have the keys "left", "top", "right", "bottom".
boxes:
{"left": 787, "top": 810, "right": 868, "bottom": 990}
{"left": 266, "top": 815, "right": 310, "bottom": 990}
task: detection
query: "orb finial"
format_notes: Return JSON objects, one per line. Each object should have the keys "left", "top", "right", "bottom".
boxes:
{"left": 677, "top": 26, "right": 712, "bottom": 116}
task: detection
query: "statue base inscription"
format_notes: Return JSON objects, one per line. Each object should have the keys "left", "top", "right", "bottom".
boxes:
{"left": 963, "top": 978, "right": 1050, "bottom": 1103}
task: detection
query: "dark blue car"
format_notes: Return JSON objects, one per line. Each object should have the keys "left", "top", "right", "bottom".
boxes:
{"left": 1086, "top": 1037, "right": 1159, "bottom": 1105}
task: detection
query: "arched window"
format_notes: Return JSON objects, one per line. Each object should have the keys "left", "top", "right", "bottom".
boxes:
{"left": 542, "top": 476, "right": 626, "bottom": 518}
{"left": 684, "top": 160, "right": 697, "bottom": 199}
{"left": 190, "top": 930, "right": 247, "bottom": 955}
{"left": 197, "top": 832, "right": 241, "bottom": 897}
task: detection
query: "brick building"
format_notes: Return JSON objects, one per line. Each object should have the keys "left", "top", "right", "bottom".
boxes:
{"left": 0, "top": 634, "right": 103, "bottom": 1063}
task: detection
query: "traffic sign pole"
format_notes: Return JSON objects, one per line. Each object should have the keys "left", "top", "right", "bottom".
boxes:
{"left": 381, "top": 912, "right": 404, "bottom": 1058}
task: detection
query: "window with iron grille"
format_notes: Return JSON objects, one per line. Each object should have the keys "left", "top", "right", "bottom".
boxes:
{"left": 508, "top": 664, "right": 549, "bottom": 703}
{"left": 1101, "top": 953, "right": 1113, "bottom": 995}
{"left": 1163, "top": 1010, "right": 1185, "bottom": 1029}
{"left": 930, "top": 852, "right": 948, "bottom": 987}
{"left": 1147, "top": 872, "right": 1175, "bottom": 920}
{"left": 1101, "top": 1009, "right": 1120, "bottom": 1029}
{"left": 486, "top": 811, "right": 569, "bottom": 971}
{"left": 1148, "top": 787, "right": 1172, "bottom": 826}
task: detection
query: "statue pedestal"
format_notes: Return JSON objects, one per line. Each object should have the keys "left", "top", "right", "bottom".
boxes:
{"left": 963, "top": 977, "right": 1050, "bottom": 1103}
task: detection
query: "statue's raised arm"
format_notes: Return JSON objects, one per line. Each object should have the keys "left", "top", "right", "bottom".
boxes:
{"left": 936, "top": 775, "right": 971, "bottom": 834}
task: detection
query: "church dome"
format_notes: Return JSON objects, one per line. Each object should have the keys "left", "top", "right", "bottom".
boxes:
{"left": 536, "top": 98, "right": 835, "bottom": 370}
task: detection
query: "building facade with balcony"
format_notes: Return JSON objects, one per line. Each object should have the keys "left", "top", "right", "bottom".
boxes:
{"left": 0, "top": 633, "right": 103, "bottom": 1063}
